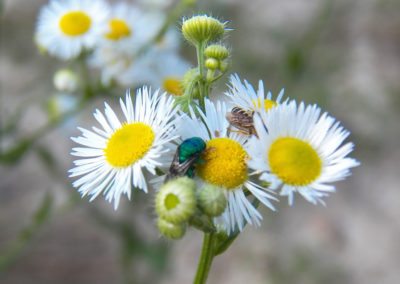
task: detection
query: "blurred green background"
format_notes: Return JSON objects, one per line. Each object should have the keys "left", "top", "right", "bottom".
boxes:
{"left": 1, "top": 0, "right": 400, "bottom": 283}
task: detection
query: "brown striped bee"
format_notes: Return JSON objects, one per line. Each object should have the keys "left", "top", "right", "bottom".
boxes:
{"left": 226, "top": 107, "right": 258, "bottom": 137}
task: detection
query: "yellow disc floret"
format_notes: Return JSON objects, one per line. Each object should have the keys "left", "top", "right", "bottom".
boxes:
{"left": 268, "top": 137, "right": 322, "bottom": 186}
{"left": 197, "top": 138, "right": 248, "bottom": 190}
{"left": 59, "top": 11, "right": 92, "bottom": 36}
{"left": 253, "top": 99, "right": 277, "bottom": 111}
{"left": 105, "top": 18, "right": 131, "bottom": 40}
{"left": 163, "top": 77, "right": 183, "bottom": 96}
{"left": 104, "top": 123, "right": 155, "bottom": 167}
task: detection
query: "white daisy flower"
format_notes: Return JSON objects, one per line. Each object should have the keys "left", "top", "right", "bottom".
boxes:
{"left": 226, "top": 74, "right": 286, "bottom": 112}
{"left": 247, "top": 101, "right": 360, "bottom": 205}
{"left": 36, "top": 0, "right": 109, "bottom": 60}
{"left": 120, "top": 51, "right": 190, "bottom": 96}
{"left": 69, "top": 87, "right": 179, "bottom": 209}
{"left": 179, "top": 99, "right": 277, "bottom": 234}
{"left": 89, "top": 3, "right": 164, "bottom": 85}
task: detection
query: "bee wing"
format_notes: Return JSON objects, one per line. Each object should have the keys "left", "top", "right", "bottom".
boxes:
{"left": 165, "top": 154, "right": 199, "bottom": 182}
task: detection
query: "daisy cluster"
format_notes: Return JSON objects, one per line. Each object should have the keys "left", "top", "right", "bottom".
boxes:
{"left": 35, "top": 0, "right": 190, "bottom": 93}
{"left": 68, "top": 14, "right": 359, "bottom": 238}
{"left": 70, "top": 77, "right": 359, "bottom": 235}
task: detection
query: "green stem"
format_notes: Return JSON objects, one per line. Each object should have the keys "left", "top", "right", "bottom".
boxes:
{"left": 194, "top": 232, "right": 216, "bottom": 284}
{"left": 196, "top": 41, "right": 208, "bottom": 111}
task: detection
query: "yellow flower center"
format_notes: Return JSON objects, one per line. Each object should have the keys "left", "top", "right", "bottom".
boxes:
{"left": 165, "top": 193, "right": 180, "bottom": 210}
{"left": 197, "top": 138, "right": 248, "bottom": 189}
{"left": 59, "top": 11, "right": 91, "bottom": 36}
{"left": 268, "top": 137, "right": 322, "bottom": 186}
{"left": 105, "top": 18, "right": 131, "bottom": 41}
{"left": 104, "top": 123, "right": 155, "bottom": 167}
{"left": 163, "top": 77, "right": 183, "bottom": 96}
{"left": 253, "top": 99, "right": 277, "bottom": 111}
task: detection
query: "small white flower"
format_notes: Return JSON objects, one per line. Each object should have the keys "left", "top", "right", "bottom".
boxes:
{"left": 120, "top": 51, "right": 190, "bottom": 95}
{"left": 179, "top": 99, "right": 276, "bottom": 234}
{"left": 226, "top": 74, "right": 286, "bottom": 112}
{"left": 89, "top": 3, "right": 164, "bottom": 84}
{"left": 36, "top": 0, "right": 109, "bottom": 60}
{"left": 69, "top": 87, "right": 179, "bottom": 209}
{"left": 247, "top": 101, "right": 360, "bottom": 205}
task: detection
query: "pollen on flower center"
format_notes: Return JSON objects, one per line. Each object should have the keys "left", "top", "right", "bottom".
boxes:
{"left": 268, "top": 137, "right": 322, "bottom": 186}
{"left": 197, "top": 138, "right": 248, "bottom": 190}
{"left": 105, "top": 18, "right": 131, "bottom": 40}
{"left": 253, "top": 98, "right": 277, "bottom": 111}
{"left": 163, "top": 77, "right": 183, "bottom": 96}
{"left": 104, "top": 123, "right": 155, "bottom": 167}
{"left": 59, "top": 11, "right": 92, "bottom": 36}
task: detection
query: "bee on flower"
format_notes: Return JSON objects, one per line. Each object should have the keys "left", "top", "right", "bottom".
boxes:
{"left": 247, "top": 101, "right": 360, "bottom": 205}
{"left": 179, "top": 99, "right": 277, "bottom": 234}
{"left": 225, "top": 74, "right": 286, "bottom": 137}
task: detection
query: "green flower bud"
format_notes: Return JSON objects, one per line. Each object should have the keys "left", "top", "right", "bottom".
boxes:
{"left": 157, "top": 218, "right": 186, "bottom": 240}
{"left": 198, "top": 184, "right": 227, "bottom": 217}
{"left": 155, "top": 177, "right": 197, "bottom": 224}
{"left": 53, "top": 69, "right": 79, "bottom": 92}
{"left": 205, "top": 58, "right": 219, "bottom": 70}
{"left": 181, "top": 68, "right": 200, "bottom": 99}
{"left": 219, "top": 60, "right": 229, "bottom": 72}
{"left": 182, "top": 15, "right": 226, "bottom": 46}
{"left": 204, "top": 44, "right": 229, "bottom": 60}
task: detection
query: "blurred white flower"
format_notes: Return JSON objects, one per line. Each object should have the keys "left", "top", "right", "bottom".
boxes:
{"left": 226, "top": 74, "right": 286, "bottom": 112}
{"left": 119, "top": 50, "right": 191, "bottom": 96}
{"left": 36, "top": 0, "right": 109, "bottom": 60}
{"left": 53, "top": 69, "right": 79, "bottom": 92}
{"left": 89, "top": 2, "right": 164, "bottom": 86}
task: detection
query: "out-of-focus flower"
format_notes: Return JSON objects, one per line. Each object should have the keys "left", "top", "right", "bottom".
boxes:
{"left": 36, "top": 0, "right": 109, "bottom": 60}
{"left": 53, "top": 69, "right": 80, "bottom": 92}
{"left": 69, "top": 88, "right": 180, "bottom": 209}
{"left": 226, "top": 74, "right": 286, "bottom": 112}
{"left": 90, "top": 2, "right": 164, "bottom": 85}
{"left": 120, "top": 51, "right": 191, "bottom": 96}
{"left": 179, "top": 99, "right": 276, "bottom": 234}
{"left": 247, "top": 101, "right": 360, "bottom": 205}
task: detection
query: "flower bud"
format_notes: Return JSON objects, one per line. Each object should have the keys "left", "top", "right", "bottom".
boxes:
{"left": 182, "top": 15, "right": 226, "bottom": 45}
{"left": 53, "top": 69, "right": 79, "bottom": 93}
{"left": 219, "top": 61, "right": 229, "bottom": 72}
{"left": 205, "top": 58, "right": 219, "bottom": 70}
{"left": 204, "top": 44, "right": 229, "bottom": 60}
{"left": 198, "top": 184, "right": 227, "bottom": 217}
{"left": 155, "top": 177, "right": 196, "bottom": 224}
{"left": 157, "top": 218, "right": 186, "bottom": 240}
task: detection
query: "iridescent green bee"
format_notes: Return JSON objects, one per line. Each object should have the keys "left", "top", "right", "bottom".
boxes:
{"left": 165, "top": 137, "right": 206, "bottom": 181}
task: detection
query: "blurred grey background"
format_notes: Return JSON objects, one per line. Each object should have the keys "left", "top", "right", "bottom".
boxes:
{"left": 1, "top": 0, "right": 400, "bottom": 283}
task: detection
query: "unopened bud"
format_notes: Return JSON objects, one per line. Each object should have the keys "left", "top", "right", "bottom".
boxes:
{"left": 198, "top": 184, "right": 227, "bottom": 217}
{"left": 53, "top": 69, "right": 79, "bottom": 93}
{"left": 204, "top": 44, "right": 229, "bottom": 60}
{"left": 205, "top": 58, "right": 219, "bottom": 70}
{"left": 219, "top": 61, "right": 229, "bottom": 72}
{"left": 155, "top": 177, "right": 196, "bottom": 224}
{"left": 157, "top": 218, "right": 186, "bottom": 240}
{"left": 182, "top": 15, "right": 226, "bottom": 46}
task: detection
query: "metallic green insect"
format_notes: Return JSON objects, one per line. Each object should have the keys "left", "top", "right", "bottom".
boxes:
{"left": 165, "top": 137, "right": 206, "bottom": 182}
